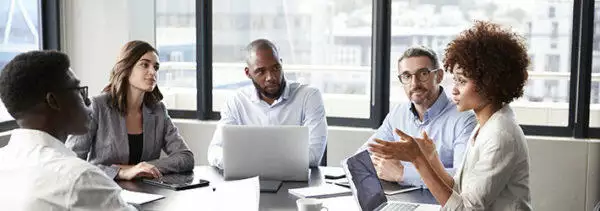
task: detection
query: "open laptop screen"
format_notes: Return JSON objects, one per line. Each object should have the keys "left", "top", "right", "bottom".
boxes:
{"left": 346, "top": 150, "right": 388, "bottom": 211}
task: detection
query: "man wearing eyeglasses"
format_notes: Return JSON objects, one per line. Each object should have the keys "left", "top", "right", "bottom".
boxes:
{"left": 0, "top": 51, "right": 137, "bottom": 210}
{"left": 357, "top": 46, "right": 476, "bottom": 187}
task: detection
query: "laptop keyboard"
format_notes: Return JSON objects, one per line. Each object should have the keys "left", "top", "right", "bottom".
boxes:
{"left": 380, "top": 203, "right": 419, "bottom": 211}
{"left": 157, "top": 174, "right": 194, "bottom": 184}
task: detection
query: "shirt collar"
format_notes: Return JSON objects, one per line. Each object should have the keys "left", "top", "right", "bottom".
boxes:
{"left": 409, "top": 87, "right": 450, "bottom": 122}
{"left": 8, "top": 128, "right": 76, "bottom": 157}
{"left": 477, "top": 104, "right": 514, "bottom": 137}
{"left": 251, "top": 81, "right": 291, "bottom": 103}
{"left": 281, "top": 81, "right": 291, "bottom": 100}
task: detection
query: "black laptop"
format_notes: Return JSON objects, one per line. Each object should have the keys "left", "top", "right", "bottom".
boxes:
{"left": 141, "top": 172, "right": 210, "bottom": 191}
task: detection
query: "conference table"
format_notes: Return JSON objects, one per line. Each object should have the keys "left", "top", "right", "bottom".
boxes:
{"left": 117, "top": 166, "right": 438, "bottom": 210}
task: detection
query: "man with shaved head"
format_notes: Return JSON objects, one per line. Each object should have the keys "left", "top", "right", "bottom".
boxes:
{"left": 208, "top": 39, "right": 328, "bottom": 168}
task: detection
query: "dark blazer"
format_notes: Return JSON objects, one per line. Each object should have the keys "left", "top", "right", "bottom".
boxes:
{"left": 66, "top": 93, "right": 194, "bottom": 179}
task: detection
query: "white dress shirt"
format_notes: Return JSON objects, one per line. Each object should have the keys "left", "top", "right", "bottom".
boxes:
{"left": 0, "top": 129, "right": 137, "bottom": 211}
{"left": 208, "top": 82, "right": 328, "bottom": 168}
{"left": 443, "top": 105, "right": 532, "bottom": 211}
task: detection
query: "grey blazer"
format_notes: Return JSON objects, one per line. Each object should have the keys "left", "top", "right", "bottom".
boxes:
{"left": 66, "top": 93, "right": 194, "bottom": 179}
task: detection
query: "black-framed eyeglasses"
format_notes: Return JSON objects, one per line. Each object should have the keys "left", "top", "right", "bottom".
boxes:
{"left": 66, "top": 86, "right": 90, "bottom": 105}
{"left": 397, "top": 68, "right": 439, "bottom": 85}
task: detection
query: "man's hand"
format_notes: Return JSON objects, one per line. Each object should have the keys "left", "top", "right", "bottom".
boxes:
{"left": 117, "top": 162, "right": 162, "bottom": 180}
{"left": 372, "top": 155, "right": 404, "bottom": 183}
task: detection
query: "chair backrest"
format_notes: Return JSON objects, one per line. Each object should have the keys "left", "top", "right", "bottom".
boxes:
{"left": 320, "top": 145, "right": 327, "bottom": 166}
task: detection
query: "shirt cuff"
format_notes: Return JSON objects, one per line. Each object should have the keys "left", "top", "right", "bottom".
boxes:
{"left": 145, "top": 160, "right": 165, "bottom": 173}
{"left": 443, "top": 190, "right": 463, "bottom": 210}
{"left": 208, "top": 148, "right": 224, "bottom": 169}
{"left": 106, "top": 165, "right": 120, "bottom": 179}
{"left": 452, "top": 178, "right": 460, "bottom": 192}
{"left": 400, "top": 163, "right": 425, "bottom": 187}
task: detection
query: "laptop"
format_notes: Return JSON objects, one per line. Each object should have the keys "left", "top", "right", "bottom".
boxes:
{"left": 380, "top": 180, "right": 421, "bottom": 195}
{"left": 342, "top": 150, "right": 441, "bottom": 211}
{"left": 141, "top": 171, "right": 210, "bottom": 191}
{"left": 222, "top": 125, "right": 309, "bottom": 182}
{"left": 328, "top": 179, "right": 420, "bottom": 195}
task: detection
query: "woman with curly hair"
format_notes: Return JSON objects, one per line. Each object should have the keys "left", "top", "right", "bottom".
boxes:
{"left": 369, "top": 21, "right": 531, "bottom": 210}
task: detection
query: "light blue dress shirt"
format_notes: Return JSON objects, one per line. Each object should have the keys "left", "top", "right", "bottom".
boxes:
{"left": 208, "top": 82, "right": 328, "bottom": 168}
{"left": 359, "top": 88, "right": 476, "bottom": 186}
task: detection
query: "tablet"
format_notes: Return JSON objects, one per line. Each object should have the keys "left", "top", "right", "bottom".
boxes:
{"left": 141, "top": 173, "right": 210, "bottom": 191}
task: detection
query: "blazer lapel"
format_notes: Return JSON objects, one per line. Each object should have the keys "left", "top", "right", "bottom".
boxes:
{"left": 455, "top": 125, "right": 479, "bottom": 191}
{"left": 455, "top": 146, "right": 468, "bottom": 190}
{"left": 117, "top": 113, "right": 130, "bottom": 164}
{"left": 142, "top": 105, "right": 156, "bottom": 161}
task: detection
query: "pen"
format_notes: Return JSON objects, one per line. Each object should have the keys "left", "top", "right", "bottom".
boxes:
{"left": 325, "top": 181, "right": 350, "bottom": 188}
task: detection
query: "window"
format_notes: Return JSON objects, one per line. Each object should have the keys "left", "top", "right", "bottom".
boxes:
{"left": 0, "top": 0, "right": 42, "bottom": 122}
{"left": 590, "top": 3, "right": 600, "bottom": 128}
{"left": 552, "top": 21, "right": 559, "bottom": 38}
{"left": 212, "top": 0, "right": 373, "bottom": 119}
{"left": 155, "top": 0, "right": 197, "bottom": 111}
{"left": 592, "top": 61, "right": 600, "bottom": 105}
{"left": 546, "top": 54, "right": 561, "bottom": 72}
{"left": 389, "top": 1, "right": 573, "bottom": 127}
{"left": 149, "top": 0, "right": 600, "bottom": 137}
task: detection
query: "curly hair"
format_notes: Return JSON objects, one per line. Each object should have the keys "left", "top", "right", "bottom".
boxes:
{"left": 444, "top": 21, "right": 529, "bottom": 105}
{"left": 0, "top": 51, "right": 71, "bottom": 118}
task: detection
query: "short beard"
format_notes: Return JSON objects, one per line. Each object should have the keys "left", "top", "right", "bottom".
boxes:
{"left": 252, "top": 78, "right": 286, "bottom": 99}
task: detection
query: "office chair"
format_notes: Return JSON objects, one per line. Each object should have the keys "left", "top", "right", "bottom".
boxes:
{"left": 319, "top": 145, "right": 327, "bottom": 166}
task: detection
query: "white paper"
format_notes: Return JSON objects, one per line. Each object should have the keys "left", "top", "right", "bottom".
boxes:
{"left": 120, "top": 189, "right": 165, "bottom": 205}
{"left": 321, "top": 196, "right": 360, "bottom": 211}
{"left": 215, "top": 176, "right": 260, "bottom": 211}
{"left": 289, "top": 183, "right": 352, "bottom": 198}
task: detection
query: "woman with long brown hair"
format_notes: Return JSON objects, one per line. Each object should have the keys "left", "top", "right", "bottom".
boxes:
{"left": 66, "top": 40, "right": 194, "bottom": 180}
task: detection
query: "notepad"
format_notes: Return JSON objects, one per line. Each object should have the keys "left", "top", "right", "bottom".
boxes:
{"left": 320, "top": 166, "right": 346, "bottom": 179}
{"left": 325, "top": 177, "right": 350, "bottom": 188}
{"left": 120, "top": 190, "right": 165, "bottom": 205}
{"left": 215, "top": 176, "right": 260, "bottom": 211}
{"left": 288, "top": 183, "right": 352, "bottom": 199}
{"left": 321, "top": 196, "right": 360, "bottom": 211}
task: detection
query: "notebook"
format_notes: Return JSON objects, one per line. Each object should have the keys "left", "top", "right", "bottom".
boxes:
{"left": 288, "top": 183, "right": 352, "bottom": 198}
{"left": 320, "top": 166, "right": 346, "bottom": 179}
{"left": 325, "top": 177, "right": 351, "bottom": 188}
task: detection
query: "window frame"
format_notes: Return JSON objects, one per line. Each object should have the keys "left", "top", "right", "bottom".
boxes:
{"left": 169, "top": 0, "right": 392, "bottom": 129}
{"left": 0, "top": 0, "right": 61, "bottom": 132}
{"left": 165, "top": 0, "right": 600, "bottom": 139}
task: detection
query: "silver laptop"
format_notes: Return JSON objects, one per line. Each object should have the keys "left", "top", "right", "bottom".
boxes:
{"left": 342, "top": 150, "right": 441, "bottom": 211}
{"left": 222, "top": 125, "right": 309, "bottom": 181}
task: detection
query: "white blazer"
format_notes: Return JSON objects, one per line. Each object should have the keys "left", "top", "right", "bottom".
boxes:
{"left": 443, "top": 105, "right": 532, "bottom": 211}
